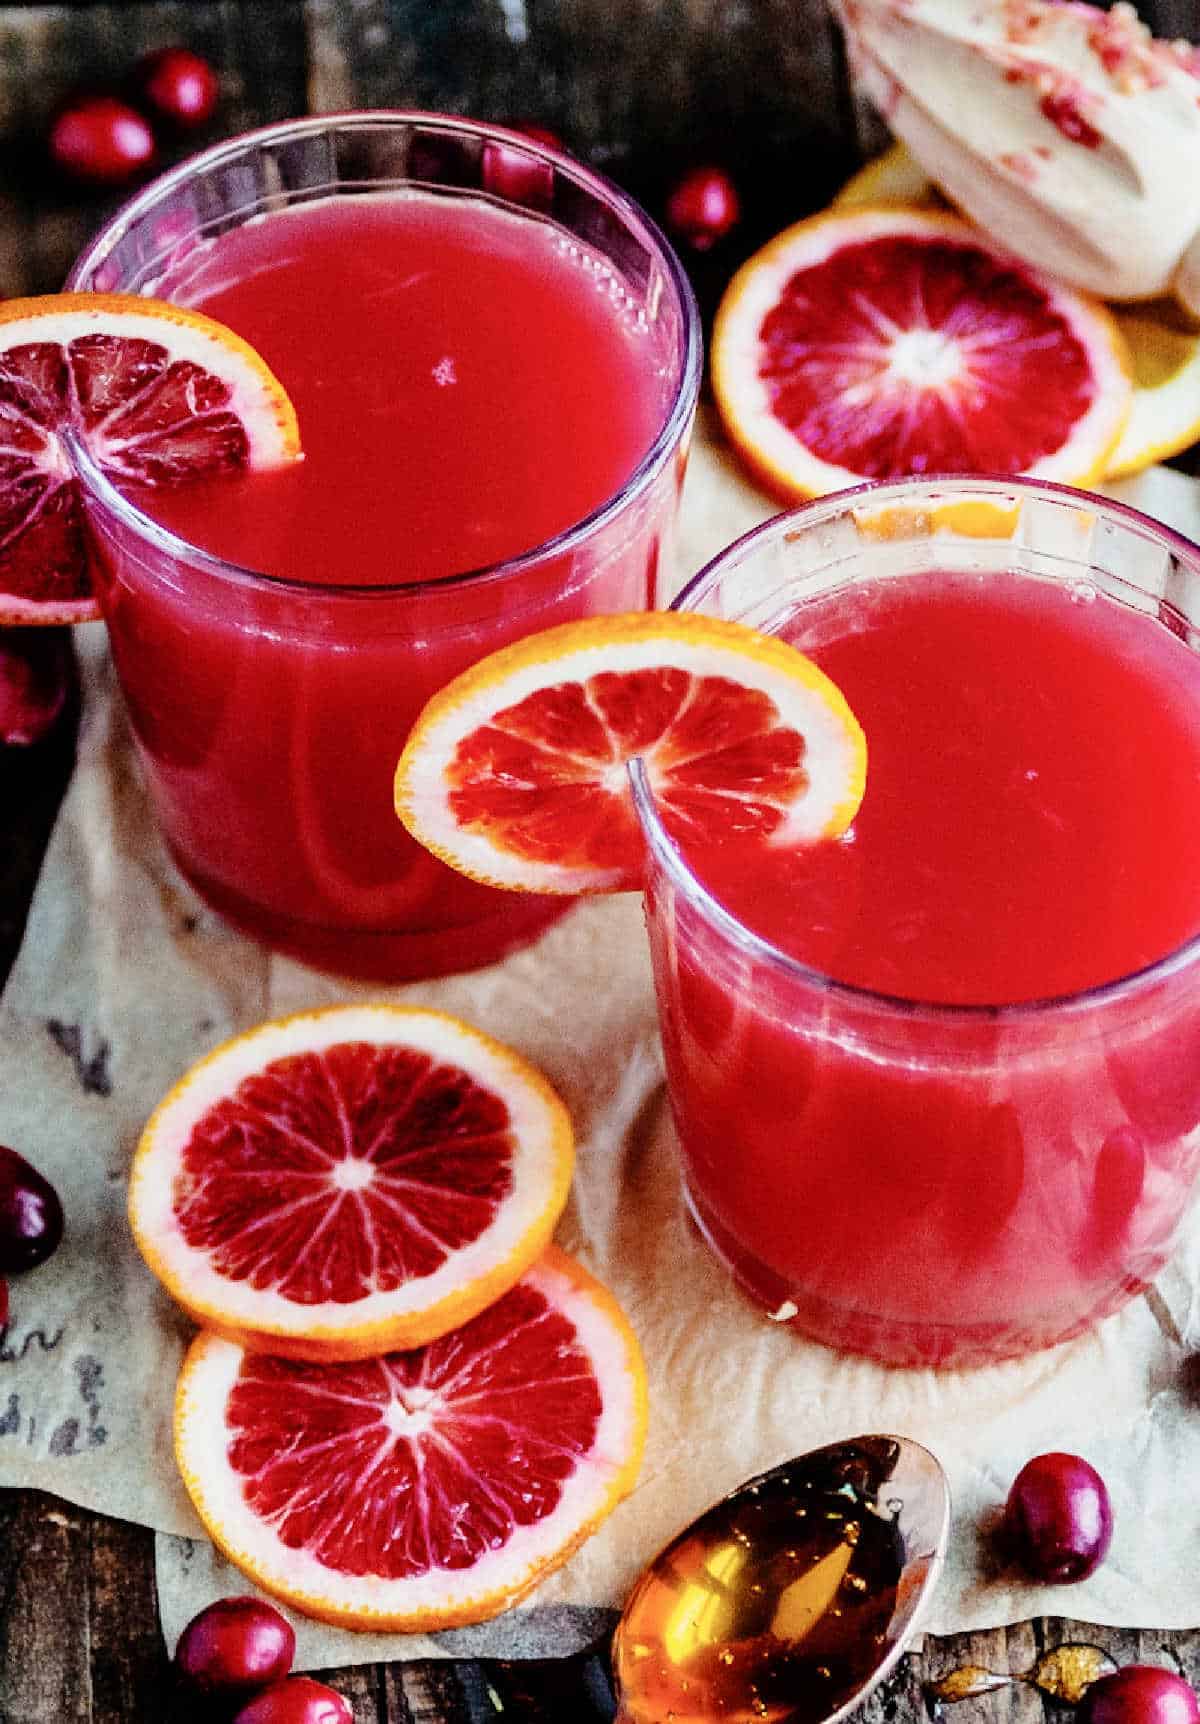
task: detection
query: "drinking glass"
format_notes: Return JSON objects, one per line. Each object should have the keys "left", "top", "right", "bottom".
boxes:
{"left": 634, "top": 477, "right": 1200, "bottom": 1368}
{"left": 68, "top": 113, "right": 701, "bottom": 981}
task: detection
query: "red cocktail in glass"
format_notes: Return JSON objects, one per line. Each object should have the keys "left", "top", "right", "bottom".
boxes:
{"left": 635, "top": 479, "right": 1200, "bottom": 1367}
{"left": 68, "top": 115, "right": 700, "bottom": 979}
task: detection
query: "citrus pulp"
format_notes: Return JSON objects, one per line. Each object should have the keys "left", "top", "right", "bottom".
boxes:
{"left": 711, "top": 206, "right": 1130, "bottom": 498}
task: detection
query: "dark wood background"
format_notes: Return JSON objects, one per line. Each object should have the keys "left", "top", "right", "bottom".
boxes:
{"left": 2, "top": 1, "right": 1200, "bottom": 1718}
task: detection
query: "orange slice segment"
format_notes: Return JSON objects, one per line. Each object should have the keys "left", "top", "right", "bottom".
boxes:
{"left": 711, "top": 205, "right": 1131, "bottom": 501}
{"left": 1103, "top": 300, "right": 1200, "bottom": 479}
{"left": 832, "top": 142, "right": 944, "bottom": 211}
{"left": 129, "top": 1004, "right": 573, "bottom": 1362}
{"left": 394, "top": 611, "right": 867, "bottom": 896}
{"left": 174, "top": 1246, "right": 648, "bottom": 1632}
{"left": 0, "top": 292, "right": 301, "bottom": 625}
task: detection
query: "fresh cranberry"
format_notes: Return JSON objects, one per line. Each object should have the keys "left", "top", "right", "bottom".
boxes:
{"left": 233, "top": 1676, "right": 355, "bottom": 1724}
{"left": 0, "top": 631, "right": 73, "bottom": 748}
{"left": 0, "top": 1146, "right": 64, "bottom": 1274}
{"left": 48, "top": 97, "right": 157, "bottom": 187}
{"left": 1082, "top": 1667, "right": 1200, "bottom": 1724}
{"left": 137, "top": 47, "right": 220, "bottom": 132}
{"left": 664, "top": 165, "right": 741, "bottom": 251}
{"left": 482, "top": 125, "right": 562, "bottom": 208}
{"left": 1003, "top": 1451, "right": 1113, "bottom": 1583}
{"left": 0, "top": 1280, "right": 8, "bottom": 1328}
{"left": 174, "top": 1596, "right": 295, "bottom": 1697}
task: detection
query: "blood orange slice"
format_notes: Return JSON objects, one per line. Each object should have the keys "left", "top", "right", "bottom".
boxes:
{"left": 834, "top": 149, "right": 1200, "bottom": 481}
{"left": 0, "top": 292, "right": 300, "bottom": 625}
{"left": 174, "top": 1246, "right": 647, "bottom": 1631}
{"left": 394, "top": 611, "right": 867, "bottom": 895}
{"left": 711, "top": 206, "right": 1131, "bottom": 499}
{"left": 129, "top": 1005, "right": 573, "bottom": 1361}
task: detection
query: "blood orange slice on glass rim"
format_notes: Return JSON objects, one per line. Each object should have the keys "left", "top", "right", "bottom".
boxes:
{"left": 394, "top": 611, "right": 867, "bottom": 895}
{"left": 711, "top": 206, "right": 1131, "bottom": 500}
{"left": 174, "top": 1246, "right": 647, "bottom": 1632}
{"left": 128, "top": 1004, "right": 573, "bottom": 1361}
{"left": 0, "top": 292, "right": 300, "bottom": 625}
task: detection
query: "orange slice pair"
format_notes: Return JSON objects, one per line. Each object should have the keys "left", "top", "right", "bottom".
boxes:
{"left": 132, "top": 1003, "right": 648, "bottom": 1633}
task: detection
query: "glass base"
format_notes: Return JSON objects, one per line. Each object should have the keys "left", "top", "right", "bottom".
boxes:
{"left": 683, "top": 1181, "right": 1154, "bottom": 1371}
{"left": 173, "top": 854, "right": 571, "bottom": 982}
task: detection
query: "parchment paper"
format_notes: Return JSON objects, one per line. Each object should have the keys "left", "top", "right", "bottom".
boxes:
{"left": 4, "top": 416, "right": 1200, "bottom": 1670}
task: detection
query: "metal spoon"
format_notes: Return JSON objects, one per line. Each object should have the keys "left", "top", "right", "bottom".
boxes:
{"left": 609, "top": 1434, "right": 950, "bottom": 1724}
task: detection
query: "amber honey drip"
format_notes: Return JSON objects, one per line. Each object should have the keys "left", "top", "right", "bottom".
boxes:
{"left": 614, "top": 1460, "right": 904, "bottom": 1723}
{"left": 927, "top": 1644, "right": 1118, "bottom": 1711}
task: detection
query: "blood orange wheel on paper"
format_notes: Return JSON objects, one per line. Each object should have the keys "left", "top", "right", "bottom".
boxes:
{"left": 0, "top": 292, "right": 300, "bottom": 625}
{"left": 174, "top": 1246, "right": 647, "bottom": 1632}
{"left": 129, "top": 1004, "right": 573, "bottom": 1361}
{"left": 711, "top": 206, "right": 1131, "bottom": 499}
{"left": 394, "top": 611, "right": 867, "bottom": 895}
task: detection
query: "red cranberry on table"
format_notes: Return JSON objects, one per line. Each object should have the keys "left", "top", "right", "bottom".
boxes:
{"left": 1003, "top": 1451, "right": 1113, "bottom": 1583}
{"left": 233, "top": 1676, "right": 355, "bottom": 1724}
{"left": 48, "top": 96, "right": 157, "bottom": 187}
{"left": 136, "top": 47, "right": 220, "bottom": 132}
{"left": 664, "top": 165, "right": 741, "bottom": 251}
{"left": 174, "top": 1595, "right": 295, "bottom": 1697}
{"left": 0, "top": 1145, "right": 64, "bottom": 1275}
{"left": 1082, "top": 1667, "right": 1200, "bottom": 1724}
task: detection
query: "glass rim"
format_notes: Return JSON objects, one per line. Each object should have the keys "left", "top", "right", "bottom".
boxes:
{"left": 64, "top": 109, "right": 703, "bottom": 603}
{"left": 632, "top": 471, "right": 1200, "bottom": 1024}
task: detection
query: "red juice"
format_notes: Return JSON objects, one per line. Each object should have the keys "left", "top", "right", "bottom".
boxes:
{"left": 81, "top": 164, "right": 693, "bottom": 979}
{"left": 135, "top": 197, "right": 669, "bottom": 588}
{"left": 646, "top": 566, "right": 1200, "bottom": 1367}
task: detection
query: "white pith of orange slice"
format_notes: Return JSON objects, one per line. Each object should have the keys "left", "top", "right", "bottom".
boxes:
{"left": 174, "top": 1246, "right": 648, "bottom": 1632}
{"left": 129, "top": 1004, "right": 574, "bottom": 1362}
{"left": 710, "top": 204, "right": 1132, "bottom": 501}
{"left": 394, "top": 611, "right": 868, "bottom": 896}
{"left": 835, "top": 145, "right": 1200, "bottom": 481}
{"left": 0, "top": 292, "right": 300, "bottom": 626}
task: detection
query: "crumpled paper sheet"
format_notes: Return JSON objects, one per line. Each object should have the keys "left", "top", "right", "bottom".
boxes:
{"left": 4, "top": 414, "right": 1200, "bottom": 1671}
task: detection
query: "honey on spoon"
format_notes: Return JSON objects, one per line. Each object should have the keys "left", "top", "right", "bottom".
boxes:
{"left": 610, "top": 1435, "right": 949, "bottom": 1724}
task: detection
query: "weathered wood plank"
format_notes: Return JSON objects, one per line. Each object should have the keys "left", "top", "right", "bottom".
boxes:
{"left": 87, "top": 1511, "right": 172, "bottom": 1723}
{"left": 385, "top": 1661, "right": 495, "bottom": 1724}
{"left": 0, "top": 1492, "right": 93, "bottom": 1722}
{"left": 304, "top": 0, "right": 864, "bottom": 240}
{"left": 0, "top": 3, "right": 308, "bottom": 296}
